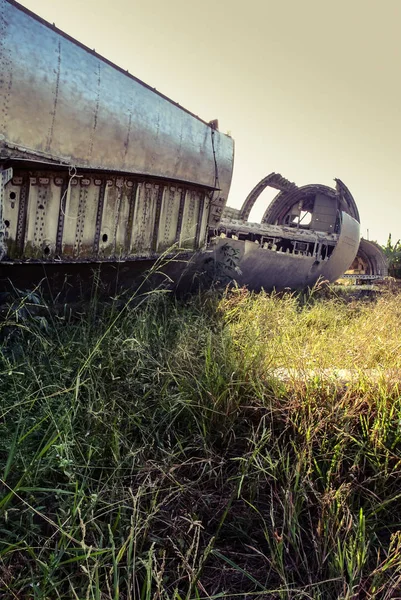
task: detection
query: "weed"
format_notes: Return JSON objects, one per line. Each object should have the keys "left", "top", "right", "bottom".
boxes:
{"left": 1, "top": 284, "right": 401, "bottom": 598}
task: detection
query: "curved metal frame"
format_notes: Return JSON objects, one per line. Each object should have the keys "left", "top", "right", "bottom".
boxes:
{"left": 238, "top": 172, "right": 360, "bottom": 226}
{"left": 239, "top": 172, "right": 297, "bottom": 221}
{"left": 355, "top": 239, "right": 388, "bottom": 276}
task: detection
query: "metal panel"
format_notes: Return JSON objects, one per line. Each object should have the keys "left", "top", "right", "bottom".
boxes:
{"left": 151, "top": 186, "right": 164, "bottom": 253}
{"left": 24, "top": 177, "right": 60, "bottom": 258}
{"left": 93, "top": 179, "right": 106, "bottom": 255}
{"left": 130, "top": 183, "right": 159, "bottom": 255}
{"left": 2, "top": 169, "right": 212, "bottom": 262}
{"left": 180, "top": 190, "right": 201, "bottom": 249}
{"left": 0, "top": 167, "right": 13, "bottom": 258}
{"left": 197, "top": 195, "right": 210, "bottom": 248}
{"left": 2, "top": 176, "right": 20, "bottom": 256}
{"left": 310, "top": 193, "right": 338, "bottom": 232}
{"left": 0, "top": 0, "right": 234, "bottom": 206}
{"left": 114, "top": 181, "right": 134, "bottom": 258}
{"left": 15, "top": 175, "right": 29, "bottom": 255}
{"left": 175, "top": 189, "right": 186, "bottom": 244}
{"left": 206, "top": 211, "right": 360, "bottom": 291}
{"left": 321, "top": 212, "right": 361, "bottom": 281}
{"left": 124, "top": 181, "right": 137, "bottom": 255}
{"left": 99, "top": 178, "right": 132, "bottom": 258}
{"left": 55, "top": 176, "right": 68, "bottom": 256}
{"left": 60, "top": 178, "right": 99, "bottom": 258}
{"left": 156, "top": 186, "right": 182, "bottom": 252}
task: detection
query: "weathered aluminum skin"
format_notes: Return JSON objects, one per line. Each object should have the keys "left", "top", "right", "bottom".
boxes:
{"left": 2, "top": 169, "right": 210, "bottom": 261}
{"left": 0, "top": 0, "right": 233, "bottom": 206}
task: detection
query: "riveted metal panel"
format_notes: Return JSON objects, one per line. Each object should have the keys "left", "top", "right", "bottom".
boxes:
{"left": 2, "top": 169, "right": 214, "bottom": 262}
{"left": 0, "top": 167, "right": 13, "bottom": 257}
{"left": 114, "top": 180, "right": 133, "bottom": 258}
{"left": 61, "top": 178, "right": 99, "bottom": 258}
{"left": 175, "top": 188, "right": 186, "bottom": 244}
{"left": 198, "top": 195, "right": 210, "bottom": 248}
{"left": 24, "top": 178, "right": 60, "bottom": 258}
{"left": 194, "top": 194, "right": 207, "bottom": 248}
{"left": 130, "top": 183, "right": 159, "bottom": 255}
{"left": 151, "top": 185, "right": 164, "bottom": 253}
{"left": 156, "top": 186, "right": 182, "bottom": 252}
{"left": 180, "top": 190, "right": 201, "bottom": 249}
{"left": 55, "top": 176, "right": 68, "bottom": 256}
{"left": 124, "top": 181, "right": 138, "bottom": 255}
{"left": 15, "top": 176, "right": 29, "bottom": 256}
{"left": 99, "top": 178, "right": 133, "bottom": 258}
{"left": 93, "top": 179, "right": 106, "bottom": 255}
{"left": 2, "top": 177, "right": 21, "bottom": 256}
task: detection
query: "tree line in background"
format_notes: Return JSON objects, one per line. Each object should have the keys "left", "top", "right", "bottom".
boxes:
{"left": 382, "top": 234, "right": 401, "bottom": 278}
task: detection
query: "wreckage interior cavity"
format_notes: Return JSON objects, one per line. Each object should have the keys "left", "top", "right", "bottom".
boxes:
{"left": 209, "top": 173, "right": 361, "bottom": 290}
{"left": 216, "top": 173, "right": 359, "bottom": 263}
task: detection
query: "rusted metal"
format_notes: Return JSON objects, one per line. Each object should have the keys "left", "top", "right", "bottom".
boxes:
{"left": 123, "top": 182, "right": 138, "bottom": 255}
{"left": 244, "top": 174, "right": 359, "bottom": 231}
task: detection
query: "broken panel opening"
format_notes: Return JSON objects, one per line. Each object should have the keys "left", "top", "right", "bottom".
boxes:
{"left": 248, "top": 186, "right": 279, "bottom": 224}
{"left": 282, "top": 196, "right": 315, "bottom": 229}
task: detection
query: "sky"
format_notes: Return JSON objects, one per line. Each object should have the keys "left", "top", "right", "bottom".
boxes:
{"left": 16, "top": 0, "right": 401, "bottom": 244}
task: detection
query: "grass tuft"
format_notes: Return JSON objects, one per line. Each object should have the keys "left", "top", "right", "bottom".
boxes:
{"left": 1, "top": 283, "right": 401, "bottom": 598}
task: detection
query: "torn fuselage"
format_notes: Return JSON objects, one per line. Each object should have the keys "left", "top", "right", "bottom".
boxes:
{"left": 206, "top": 173, "right": 361, "bottom": 291}
{"left": 344, "top": 239, "right": 388, "bottom": 282}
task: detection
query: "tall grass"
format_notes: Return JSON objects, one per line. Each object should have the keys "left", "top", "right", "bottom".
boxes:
{"left": 1, "top": 283, "right": 401, "bottom": 599}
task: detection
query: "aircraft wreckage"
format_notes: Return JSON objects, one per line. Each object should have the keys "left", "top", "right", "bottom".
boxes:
{"left": 204, "top": 174, "right": 361, "bottom": 290}
{"left": 0, "top": 0, "right": 384, "bottom": 294}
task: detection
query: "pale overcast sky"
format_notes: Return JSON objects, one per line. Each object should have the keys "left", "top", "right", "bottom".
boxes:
{"left": 17, "top": 0, "right": 401, "bottom": 244}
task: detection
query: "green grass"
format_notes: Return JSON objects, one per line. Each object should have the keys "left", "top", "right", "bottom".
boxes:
{"left": 1, "top": 281, "right": 401, "bottom": 599}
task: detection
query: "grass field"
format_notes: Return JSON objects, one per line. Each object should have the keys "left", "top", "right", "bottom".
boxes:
{"left": 1, "top": 280, "right": 401, "bottom": 599}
